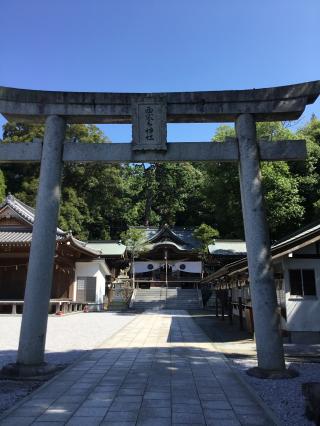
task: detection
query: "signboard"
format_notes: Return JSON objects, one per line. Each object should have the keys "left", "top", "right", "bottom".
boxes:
{"left": 132, "top": 100, "right": 167, "bottom": 151}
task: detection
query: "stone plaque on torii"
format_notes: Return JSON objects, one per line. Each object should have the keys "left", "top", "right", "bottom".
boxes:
{"left": 132, "top": 97, "right": 167, "bottom": 151}
{"left": 0, "top": 81, "right": 319, "bottom": 379}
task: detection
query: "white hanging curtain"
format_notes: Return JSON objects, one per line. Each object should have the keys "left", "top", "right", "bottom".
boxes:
{"left": 135, "top": 261, "right": 202, "bottom": 274}
{"left": 135, "top": 262, "right": 162, "bottom": 273}
{"left": 171, "top": 262, "right": 202, "bottom": 273}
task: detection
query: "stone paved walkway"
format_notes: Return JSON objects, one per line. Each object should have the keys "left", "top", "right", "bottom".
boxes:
{"left": 0, "top": 311, "right": 279, "bottom": 425}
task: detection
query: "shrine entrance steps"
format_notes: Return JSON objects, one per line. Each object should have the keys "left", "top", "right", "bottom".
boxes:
{"left": 130, "top": 288, "right": 203, "bottom": 310}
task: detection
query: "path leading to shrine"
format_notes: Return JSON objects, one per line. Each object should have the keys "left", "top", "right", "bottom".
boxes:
{"left": 0, "top": 311, "right": 279, "bottom": 425}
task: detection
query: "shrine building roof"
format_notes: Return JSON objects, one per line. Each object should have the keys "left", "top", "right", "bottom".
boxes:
{"left": 0, "top": 195, "right": 100, "bottom": 256}
{"left": 86, "top": 241, "right": 126, "bottom": 257}
{"left": 132, "top": 225, "right": 201, "bottom": 251}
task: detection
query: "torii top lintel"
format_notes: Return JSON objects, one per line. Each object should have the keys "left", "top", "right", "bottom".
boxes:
{"left": 0, "top": 81, "right": 319, "bottom": 124}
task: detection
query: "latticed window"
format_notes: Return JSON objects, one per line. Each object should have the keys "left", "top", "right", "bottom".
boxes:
{"left": 289, "top": 269, "right": 316, "bottom": 296}
{"left": 76, "top": 277, "right": 96, "bottom": 302}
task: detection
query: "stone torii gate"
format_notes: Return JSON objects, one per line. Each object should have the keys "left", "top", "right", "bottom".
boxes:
{"left": 0, "top": 81, "right": 319, "bottom": 378}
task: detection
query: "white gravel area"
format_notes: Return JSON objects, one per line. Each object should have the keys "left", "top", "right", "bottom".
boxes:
{"left": 0, "top": 311, "right": 136, "bottom": 414}
{"left": 232, "top": 358, "right": 320, "bottom": 426}
{"left": 0, "top": 311, "right": 136, "bottom": 367}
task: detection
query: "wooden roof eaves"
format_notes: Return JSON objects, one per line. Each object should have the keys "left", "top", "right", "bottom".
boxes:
{"left": 202, "top": 227, "right": 320, "bottom": 283}
{"left": 57, "top": 236, "right": 101, "bottom": 258}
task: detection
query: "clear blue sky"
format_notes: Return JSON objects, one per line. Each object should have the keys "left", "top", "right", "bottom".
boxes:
{"left": 0, "top": 0, "right": 319, "bottom": 141}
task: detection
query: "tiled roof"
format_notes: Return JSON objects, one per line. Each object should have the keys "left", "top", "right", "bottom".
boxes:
{"left": 0, "top": 231, "right": 32, "bottom": 243}
{"left": 0, "top": 230, "right": 101, "bottom": 257}
{"left": 68, "top": 237, "right": 101, "bottom": 256}
{"left": 132, "top": 225, "right": 201, "bottom": 250}
{"left": 0, "top": 195, "right": 99, "bottom": 257}
{"left": 202, "top": 219, "right": 320, "bottom": 282}
{"left": 0, "top": 230, "right": 69, "bottom": 244}
{"left": 208, "top": 240, "right": 246, "bottom": 255}
{"left": 86, "top": 241, "right": 126, "bottom": 256}
{"left": 272, "top": 222, "right": 320, "bottom": 249}
{"left": 0, "top": 194, "right": 66, "bottom": 236}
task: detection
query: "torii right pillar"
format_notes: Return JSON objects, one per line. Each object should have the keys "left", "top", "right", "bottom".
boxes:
{"left": 236, "top": 113, "right": 296, "bottom": 378}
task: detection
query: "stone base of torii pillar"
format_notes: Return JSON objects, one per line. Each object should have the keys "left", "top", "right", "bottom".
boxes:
{"left": 1, "top": 362, "right": 60, "bottom": 380}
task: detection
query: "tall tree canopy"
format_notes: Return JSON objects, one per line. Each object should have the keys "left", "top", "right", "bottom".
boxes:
{"left": 1, "top": 122, "right": 122, "bottom": 240}
{"left": 203, "top": 121, "right": 306, "bottom": 239}
{"left": 1, "top": 117, "right": 320, "bottom": 241}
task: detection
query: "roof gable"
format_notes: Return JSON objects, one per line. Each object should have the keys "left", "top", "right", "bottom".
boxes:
{"left": 132, "top": 225, "right": 201, "bottom": 251}
{"left": 0, "top": 196, "right": 101, "bottom": 258}
{"left": 0, "top": 205, "right": 33, "bottom": 230}
{"left": 148, "top": 225, "right": 187, "bottom": 246}
{"left": 0, "top": 194, "right": 65, "bottom": 235}
{"left": 0, "top": 194, "right": 35, "bottom": 226}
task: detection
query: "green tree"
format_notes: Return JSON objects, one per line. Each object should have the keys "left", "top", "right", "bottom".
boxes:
{"left": 120, "top": 228, "right": 148, "bottom": 287}
{"left": 193, "top": 223, "right": 219, "bottom": 260}
{"left": 294, "top": 115, "right": 320, "bottom": 225}
{"left": 15, "top": 177, "right": 39, "bottom": 207}
{"left": 0, "top": 169, "right": 6, "bottom": 202}
{"left": 59, "top": 187, "right": 90, "bottom": 240}
{"left": 202, "top": 124, "right": 242, "bottom": 237}
{"left": 120, "top": 164, "right": 160, "bottom": 227}
{"left": 203, "top": 121, "right": 305, "bottom": 239}
{"left": 259, "top": 122, "right": 303, "bottom": 237}
{"left": 1, "top": 117, "right": 317, "bottom": 242}
{"left": 0, "top": 122, "right": 123, "bottom": 240}
{"left": 120, "top": 162, "right": 206, "bottom": 228}
{"left": 262, "top": 162, "right": 304, "bottom": 236}
{"left": 152, "top": 162, "right": 204, "bottom": 226}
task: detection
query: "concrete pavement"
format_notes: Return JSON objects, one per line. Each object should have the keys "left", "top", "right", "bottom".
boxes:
{"left": 0, "top": 310, "right": 279, "bottom": 425}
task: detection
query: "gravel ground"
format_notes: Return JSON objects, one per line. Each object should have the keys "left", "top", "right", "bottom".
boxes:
{"left": 232, "top": 358, "right": 320, "bottom": 426}
{"left": 189, "top": 310, "right": 320, "bottom": 426}
{"left": 0, "top": 311, "right": 136, "bottom": 414}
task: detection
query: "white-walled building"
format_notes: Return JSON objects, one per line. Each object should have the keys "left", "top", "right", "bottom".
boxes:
{"left": 74, "top": 260, "right": 111, "bottom": 311}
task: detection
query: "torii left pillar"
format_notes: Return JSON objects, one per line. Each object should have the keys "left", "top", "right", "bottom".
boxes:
{"left": 3, "top": 115, "right": 66, "bottom": 377}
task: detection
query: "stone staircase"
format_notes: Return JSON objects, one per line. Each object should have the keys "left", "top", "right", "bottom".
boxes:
{"left": 165, "top": 288, "right": 202, "bottom": 310}
{"left": 130, "top": 287, "right": 203, "bottom": 310}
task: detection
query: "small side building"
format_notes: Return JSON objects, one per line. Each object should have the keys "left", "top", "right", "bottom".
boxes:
{"left": 85, "top": 240, "right": 127, "bottom": 286}
{"left": 203, "top": 221, "right": 320, "bottom": 343}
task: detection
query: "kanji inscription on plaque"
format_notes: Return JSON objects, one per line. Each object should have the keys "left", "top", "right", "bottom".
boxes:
{"left": 132, "top": 100, "right": 167, "bottom": 151}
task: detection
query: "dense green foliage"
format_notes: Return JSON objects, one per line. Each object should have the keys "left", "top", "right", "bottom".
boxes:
{"left": 1, "top": 117, "right": 320, "bottom": 241}
{"left": 0, "top": 169, "right": 6, "bottom": 202}
{"left": 120, "top": 228, "right": 148, "bottom": 257}
{"left": 193, "top": 224, "right": 219, "bottom": 255}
